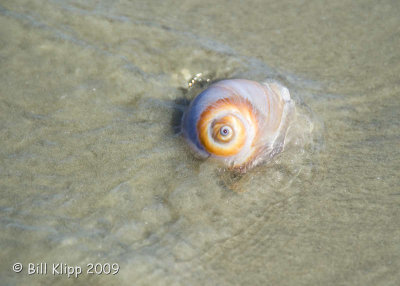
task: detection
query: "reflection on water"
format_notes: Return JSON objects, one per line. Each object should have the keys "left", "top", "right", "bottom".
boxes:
{"left": 0, "top": 0, "right": 399, "bottom": 285}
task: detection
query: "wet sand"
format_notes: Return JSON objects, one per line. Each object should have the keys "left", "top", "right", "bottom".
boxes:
{"left": 0, "top": 0, "right": 399, "bottom": 285}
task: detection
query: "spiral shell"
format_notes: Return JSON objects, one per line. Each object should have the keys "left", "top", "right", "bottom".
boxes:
{"left": 182, "top": 79, "right": 294, "bottom": 171}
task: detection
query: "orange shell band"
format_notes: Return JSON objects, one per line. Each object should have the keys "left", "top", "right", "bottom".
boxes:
{"left": 197, "top": 97, "right": 258, "bottom": 156}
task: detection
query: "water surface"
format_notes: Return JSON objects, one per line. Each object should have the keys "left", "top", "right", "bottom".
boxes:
{"left": 0, "top": 0, "right": 399, "bottom": 285}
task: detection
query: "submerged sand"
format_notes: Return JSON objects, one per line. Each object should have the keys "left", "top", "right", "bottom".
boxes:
{"left": 0, "top": 0, "right": 399, "bottom": 285}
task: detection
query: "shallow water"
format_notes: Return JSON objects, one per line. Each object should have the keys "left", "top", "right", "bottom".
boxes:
{"left": 1, "top": 0, "right": 399, "bottom": 285}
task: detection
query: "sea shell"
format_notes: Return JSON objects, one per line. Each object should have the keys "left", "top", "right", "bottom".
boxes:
{"left": 181, "top": 79, "right": 294, "bottom": 171}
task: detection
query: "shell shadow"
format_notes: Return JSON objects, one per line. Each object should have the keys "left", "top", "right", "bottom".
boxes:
{"left": 170, "top": 90, "right": 190, "bottom": 135}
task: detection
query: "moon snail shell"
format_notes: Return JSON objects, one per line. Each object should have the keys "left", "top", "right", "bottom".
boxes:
{"left": 182, "top": 79, "right": 294, "bottom": 171}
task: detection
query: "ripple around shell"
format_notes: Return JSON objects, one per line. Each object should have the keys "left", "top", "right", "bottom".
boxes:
{"left": 177, "top": 73, "right": 324, "bottom": 192}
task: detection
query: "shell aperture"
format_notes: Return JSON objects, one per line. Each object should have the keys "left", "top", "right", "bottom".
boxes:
{"left": 182, "top": 79, "right": 294, "bottom": 171}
